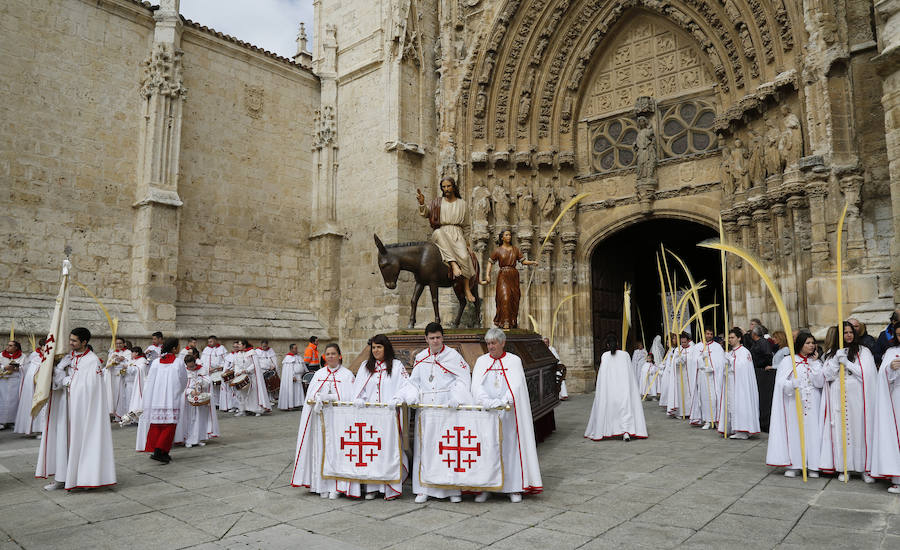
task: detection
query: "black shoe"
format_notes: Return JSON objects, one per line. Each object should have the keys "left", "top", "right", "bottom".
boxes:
{"left": 161, "top": 452, "right": 172, "bottom": 464}
{"left": 150, "top": 448, "right": 165, "bottom": 462}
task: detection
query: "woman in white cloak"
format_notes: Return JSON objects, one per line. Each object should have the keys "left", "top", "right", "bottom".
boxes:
{"left": 818, "top": 322, "right": 876, "bottom": 482}
{"left": 278, "top": 344, "right": 306, "bottom": 410}
{"left": 289, "top": 343, "right": 360, "bottom": 499}
{"left": 766, "top": 331, "right": 824, "bottom": 478}
{"left": 717, "top": 328, "right": 760, "bottom": 439}
{"left": 871, "top": 324, "right": 900, "bottom": 493}
{"left": 585, "top": 332, "right": 648, "bottom": 441}
{"left": 350, "top": 334, "right": 409, "bottom": 500}
{"left": 13, "top": 342, "right": 45, "bottom": 435}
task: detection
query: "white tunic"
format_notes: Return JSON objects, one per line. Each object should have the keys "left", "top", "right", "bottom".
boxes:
{"left": 232, "top": 349, "right": 270, "bottom": 413}
{"left": 717, "top": 345, "right": 760, "bottom": 435}
{"left": 766, "top": 354, "right": 823, "bottom": 471}
{"left": 639, "top": 361, "right": 660, "bottom": 397}
{"left": 201, "top": 344, "right": 227, "bottom": 409}
{"left": 13, "top": 351, "right": 44, "bottom": 434}
{"left": 176, "top": 364, "right": 219, "bottom": 446}
{"left": 422, "top": 197, "right": 473, "bottom": 279}
{"left": 657, "top": 348, "right": 674, "bottom": 407}
{"left": 108, "top": 348, "right": 133, "bottom": 419}
{"left": 872, "top": 347, "right": 900, "bottom": 480}
{"left": 396, "top": 345, "right": 472, "bottom": 498}
{"left": 0, "top": 350, "right": 24, "bottom": 424}
{"left": 818, "top": 347, "right": 877, "bottom": 474}
{"left": 352, "top": 359, "right": 410, "bottom": 498}
{"left": 691, "top": 341, "right": 725, "bottom": 425}
{"left": 220, "top": 352, "right": 238, "bottom": 410}
{"left": 471, "top": 352, "right": 542, "bottom": 494}
{"left": 36, "top": 350, "right": 117, "bottom": 489}
{"left": 631, "top": 348, "right": 648, "bottom": 384}
{"left": 278, "top": 354, "right": 307, "bottom": 410}
{"left": 128, "top": 356, "right": 152, "bottom": 451}
{"left": 665, "top": 344, "right": 696, "bottom": 417}
{"left": 142, "top": 354, "right": 188, "bottom": 425}
{"left": 290, "top": 365, "right": 359, "bottom": 496}
{"left": 585, "top": 350, "right": 648, "bottom": 440}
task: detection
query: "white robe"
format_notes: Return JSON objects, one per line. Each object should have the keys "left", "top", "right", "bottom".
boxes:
{"left": 233, "top": 349, "right": 270, "bottom": 413}
{"left": 666, "top": 344, "right": 697, "bottom": 417}
{"left": 145, "top": 344, "right": 162, "bottom": 364}
{"left": 35, "top": 357, "right": 71, "bottom": 482}
{"left": 691, "top": 341, "right": 725, "bottom": 425}
{"left": 142, "top": 355, "right": 188, "bottom": 426}
{"left": 872, "top": 347, "right": 900, "bottom": 480}
{"left": 0, "top": 351, "right": 24, "bottom": 424}
{"left": 201, "top": 345, "right": 226, "bottom": 409}
{"left": 129, "top": 356, "right": 152, "bottom": 450}
{"left": 422, "top": 196, "right": 474, "bottom": 279}
{"left": 220, "top": 352, "right": 238, "bottom": 410}
{"left": 766, "top": 355, "right": 823, "bottom": 471}
{"left": 818, "top": 347, "right": 877, "bottom": 474}
{"left": 657, "top": 348, "right": 674, "bottom": 406}
{"left": 396, "top": 345, "right": 473, "bottom": 499}
{"left": 289, "top": 365, "right": 360, "bottom": 497}
{"left": 352, "top": 359, "right": 410, "bottom": 498}
{"left": 717, "top": 346, "right": 760, "bottom": 435}
{"left": 585, "top": 350, "right": 648, "bottom": 440}
{"left": 36, "top": 350, "right": 117, "bottom": 489}
{"left": 109, "top": 349, "right": 133, "bottom": 420}
{"left": 278, "top": 354, "right": 307, "bottom": 410}
{"left": 631, "top": 348, "right": 648, "bottom": 384}
{"left": 14, "top": 351, "right": 44, "bottom": 434}
{"left": 471, "top": 352, "right": 542, "bottom": 494}
{"left": 639, "top": 361, "right": 660, "bottom": 397}
{"left": 176, "top": 365, "right": 219, "bottom": 446}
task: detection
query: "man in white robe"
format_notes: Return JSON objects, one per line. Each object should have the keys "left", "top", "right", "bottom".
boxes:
{"left": 142, "top": 339, "right": 188, "bottom": 463}
{"left": 631, "top": 342, "right": 648, "bottom": 385}
{"left": 717, "top": 328, "right": 761, "bottom": 439}
{"left": 233, "top": 340, "right": 270, "bottom": 416}
{"left": 220, "top": 341, "right": 239, "bottom": 412}
{"left": 278, "top": 343, "right": 306, "bottom": 410}
{"left": 14, "top": 340, "right": 45, "bottom": 435}
{"left": 658, "top": 333, "right": 677, "bottom": 409}
{"left": 0, "top": 341, "right": 25, "bottom": 430}
{"left": 872, "top": 330, "right": 900, "bottom": 493}
{"left": 585, "top": 333, "right": 648, "bottom": 441}
{"left": 37, "top": 327, "right": 116, "bottom": 490}
{"left": 200, "top": 336, "right": 227, "bottom": 410}
{"left": 471, "top": 328, "right": 542, "bottom": 502}
{"left": 395, "top": 322, "right": 472, "bottom": 503}
{"left": 177, "top": 338, "right": 197, "bottom": 359}
{"left": 666, "top": 333, "right": 696, "bottom": 418}
{"left": 257, "top": 340, "right": 278, "bottom": 403}
{"left": 107, "top": 339, "right": 132, "bottom": 420}
{"left": 416, "top": 177, "right": 476, "bottom": 302}
{"left": 691, "top": 329, "right": 725, "bottom": 429}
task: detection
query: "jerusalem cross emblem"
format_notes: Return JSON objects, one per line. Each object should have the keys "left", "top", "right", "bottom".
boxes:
{"left": 439, "top": 426, "right": 481, "bottom": 472}
{"left": 340, "top": 422, "right": 382, "bottom": 467}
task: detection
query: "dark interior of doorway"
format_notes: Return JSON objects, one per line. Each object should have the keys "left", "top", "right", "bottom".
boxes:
{"left": 590, "top": 217, "right": 720, "bottom": 366}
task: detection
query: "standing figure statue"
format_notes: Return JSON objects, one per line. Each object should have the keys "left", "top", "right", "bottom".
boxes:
{"left": 481, "top": 230, "right": 538, "bottom": 329}
{"left": 780, "top": 104, "right": 804, "bottom": 169}
{"left": 634, "top": 116, "right": 657, "bottom": 181}
{"left": 417, "top": 177, "right": 477, "bottom": 303}
{"left": 731, "top": 138, "right": 750, "bottom": 192}
{"left": 491, "top": 183, "right": 511, "bottom": 228}
{"left": 748, "top": 130, "right": 764, "bottom": 187}
{"left": 720, "top": 146, "right": 735, "bottom": 195}
{"left": 764, "top": 116, "right": 782, "bottom": 178}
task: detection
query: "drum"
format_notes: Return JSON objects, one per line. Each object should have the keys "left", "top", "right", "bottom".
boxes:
{"left": 230, "top": 373, "right": 250, "bottom": 390}
{"left": 210, "top": 371, "right": 224, "bottom": 384}
{"left": 264, "top": 370, "right": 280, "bottom": 392}
{"left": 188, "top": 392, "right": 211, "bottom": 406}
{"left": 301, "top": 371, "right": 315, "bottom": 385}
{"left": 221, "top": 370, "right": 236, "bottom": 384}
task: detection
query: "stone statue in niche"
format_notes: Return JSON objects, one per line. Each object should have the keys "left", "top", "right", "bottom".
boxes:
{"left": 515, "top": 183, "right": 533, "bottom": 225}
{"left": 720, "top": 146, "right": 735, "bottom": 195}
{"left": 779, "top": 105, "right": 803, "bottom": 169}
{"left": 474, "top": 88, "right": 487, "bottom": 118}
{"left": 748, "top": 130, "right": 765, "bottom": 187}
{"left": 491, "top": 183, "right": 511, "bottom": 227}
{"left": 764, "top": 116, "right": 782, "bottom": 177}
{"left": 634, "top": 116, "right": 657, "bottom": 182}
{"left": 538, "top": 185, "right": 557, "bottom": 227}
{"left": 558, "top": 182, "right": 578, "bottom": 226}
{"left": 471, "top": 185, "right": 492, "bottom": 228}
{"left": 731, "top": 138, "right": 750, "bottom": 192}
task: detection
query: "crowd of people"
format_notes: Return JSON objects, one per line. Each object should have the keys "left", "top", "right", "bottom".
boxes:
{"left": 613, "top": 307, "right": 900, "bottom": 494}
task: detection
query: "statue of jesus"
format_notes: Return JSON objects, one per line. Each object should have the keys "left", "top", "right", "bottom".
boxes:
{"left": 417, "top": 176, "right": 477, "bottom": 302}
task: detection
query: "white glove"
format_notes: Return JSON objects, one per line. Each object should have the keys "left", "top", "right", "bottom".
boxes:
{"left": 791, "top": 377, "right": 801, "bottom": 389}
{"left": 835, "top": 348, "right": 847, "bottom": 359}
{"left": 389, "top": 396, "right": 403, "bottom": 407}
{"left": 62, "top": 376, "right": 72, "bottom": 388}
{"left": 353, "top": 398, "right": 366, "bottom": 408}
{"left": 446, "top": 398, "right": 460, "bottom": 409}
{"left": 837, "top": 355, "right": 848, "bottom": 367}
{"left": 490, "top": 398, "right": 506, "bottom": 409}
{"left": 313, "top": 395, "right": 324, "bottom": 414}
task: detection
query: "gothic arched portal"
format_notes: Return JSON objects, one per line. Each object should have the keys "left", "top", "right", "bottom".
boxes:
{"left": 589, "top": 217, "right": 719, "bottom": 365}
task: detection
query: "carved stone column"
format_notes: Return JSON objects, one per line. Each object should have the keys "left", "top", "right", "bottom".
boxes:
{"left": 737, "top": 215, "right": 754, "bottom": 326}
{"left": 839, "top": 173, "right": 866, "bottom": 269}
{"left": 752, "top": 208, "right": 774, "bottom": 317}
{"left": 723, "top": 218, "right": 743, "bottom": 330}
{"left": 310, "top": 24, "right": 345, "bottom": 332}
{"left": 787, "top": 195, "right": 811, "bottom": 326}
{"left": 875, "top": 0, "right": 900, "bottom": 302}
{"left": 132, "top": 0, "right": 185, "bottom": 330}
{"left": 772, "top": 203, "right": 799, "bottom": 325}
{"left": 805, "top": 175, "right": 830, "bottom": 265}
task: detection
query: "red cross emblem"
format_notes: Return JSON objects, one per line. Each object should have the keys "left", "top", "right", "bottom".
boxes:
{"left": 340, "top": 422, "right": 382, "bottom": 467}
{"left": 438, "top": 426, "right": 481, "bottom": 472}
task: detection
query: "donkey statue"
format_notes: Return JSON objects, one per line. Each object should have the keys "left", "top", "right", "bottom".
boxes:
{"left": 374, "top": 234, "right": 480, "bottom": 329}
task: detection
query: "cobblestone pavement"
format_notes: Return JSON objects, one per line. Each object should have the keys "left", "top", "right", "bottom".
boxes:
{"left": 1, "top": 394, "right": 898, "bottom": 549}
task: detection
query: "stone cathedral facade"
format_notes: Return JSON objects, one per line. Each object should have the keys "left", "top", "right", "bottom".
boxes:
{"left": 3, "top": 0, "right": 900, "bottom": 391}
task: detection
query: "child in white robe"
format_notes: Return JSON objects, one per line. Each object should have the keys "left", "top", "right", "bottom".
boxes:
{"left": 178, "top": 353, "right": 219, "bottom": 448}
{"left": 766, "top": 331, "right": 823, "bottom": 478}
{"left": 717, "top": 328, "right": 760, "bottom": 439}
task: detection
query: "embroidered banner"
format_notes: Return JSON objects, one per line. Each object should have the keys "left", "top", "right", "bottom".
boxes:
{"left": 321, "top": 404, "right": 403, "bottom": 483}
{"left": 419, "top": 407, "right": 503, "bottom": 490}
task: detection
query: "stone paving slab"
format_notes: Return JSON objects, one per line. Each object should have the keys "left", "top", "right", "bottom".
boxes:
{"left": 2, "top": 394, "right": 899, "bottom": 549}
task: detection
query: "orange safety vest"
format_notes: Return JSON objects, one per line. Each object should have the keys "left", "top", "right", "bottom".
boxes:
{"left": 303, "top": 343, "right": 319, "bottom": 366}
